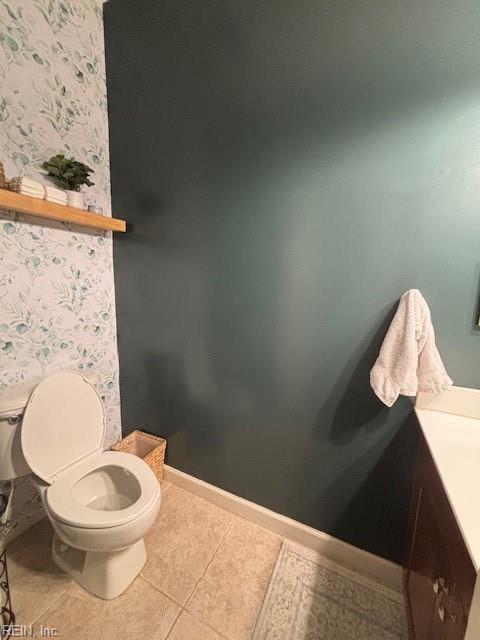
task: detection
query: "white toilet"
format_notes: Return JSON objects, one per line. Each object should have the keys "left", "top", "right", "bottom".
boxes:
{"left": 0, "top": 370, "right": 161, "bottom": 600}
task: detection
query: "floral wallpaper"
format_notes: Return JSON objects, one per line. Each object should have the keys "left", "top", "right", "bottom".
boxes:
{"left": 0, "top": 0, "right": 120, "bottom": 537}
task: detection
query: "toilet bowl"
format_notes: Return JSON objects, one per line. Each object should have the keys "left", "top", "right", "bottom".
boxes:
{"left": 43, "top": 451, "right": 160, "bottom": 552}
{"left": 17, "top": 370, "right": 161, "bottom": 600}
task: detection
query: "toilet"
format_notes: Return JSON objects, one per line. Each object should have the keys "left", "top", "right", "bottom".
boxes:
{"left": 0, "top": 370, "right": 161, "bottom": 600}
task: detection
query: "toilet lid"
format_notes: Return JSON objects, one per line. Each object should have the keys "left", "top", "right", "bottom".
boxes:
{"left": 21, "top": 371, "right": 106, "bottom": 484}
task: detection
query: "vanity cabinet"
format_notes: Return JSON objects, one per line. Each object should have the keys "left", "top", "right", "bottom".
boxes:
{"left": 405, "top": 435, "right": 476, "bottom": 640}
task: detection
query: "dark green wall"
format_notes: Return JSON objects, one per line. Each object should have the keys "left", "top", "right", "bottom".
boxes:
{"left": 105, "top": 0, "right": 480, "bottom": 563}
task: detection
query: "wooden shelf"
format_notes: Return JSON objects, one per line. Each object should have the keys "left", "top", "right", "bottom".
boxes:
{"left": 0, "top": 189, "right": 126, "bottom": 232}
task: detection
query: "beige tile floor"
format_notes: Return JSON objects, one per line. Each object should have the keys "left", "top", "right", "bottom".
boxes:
{"left": 6, "top": 482, "right": 283, "bottom": 639}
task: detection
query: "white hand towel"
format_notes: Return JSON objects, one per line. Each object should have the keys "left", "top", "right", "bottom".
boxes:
{"left": 370, "top": 289, "right": 452, "bottom": 407}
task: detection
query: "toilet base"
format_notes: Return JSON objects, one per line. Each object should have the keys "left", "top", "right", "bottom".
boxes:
{"left": 52, "top": 534, "right": 147, "bottom": 600}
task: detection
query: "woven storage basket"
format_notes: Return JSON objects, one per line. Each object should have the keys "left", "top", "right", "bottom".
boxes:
{"left": 111, "top": 430, "right": 166, "bottom": 481}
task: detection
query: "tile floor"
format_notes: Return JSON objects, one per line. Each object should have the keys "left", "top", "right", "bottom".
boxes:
{"left": 6, "top": 482, "right": 403, "bottom": 640}
{"left": 6, "top": 482, "right": 283, "bottom": 640}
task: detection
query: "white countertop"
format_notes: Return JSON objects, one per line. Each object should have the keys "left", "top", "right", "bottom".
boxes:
{"left": 415, "top": 386, "right": 480, "bottom": 572}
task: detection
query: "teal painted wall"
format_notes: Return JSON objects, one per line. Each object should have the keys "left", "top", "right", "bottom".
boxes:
{"left": 105, "top": 0, "right": 480, "bottom": 562}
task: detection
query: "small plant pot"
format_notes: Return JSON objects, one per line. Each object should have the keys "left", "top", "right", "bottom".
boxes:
{"left": 66, "top": 190, "right": 84, "bottom": 209}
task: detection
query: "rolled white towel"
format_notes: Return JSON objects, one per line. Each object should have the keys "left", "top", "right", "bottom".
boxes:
{"left": 20, "top": 190, "right": 44, "bottom": 199}
{"left": 44, "top": 185, "right": 66, "bottom": 199}
{"left": 46, "top": 197, "right": 67, "bottom": 205}
{"left": 44, "top": 190, "right": 67, "bottom": 202}
{"left": 19, "top": 184, "right": 44, "bottom": 193}
{"left": 9, "top": 184, "right": 45, "bottom": 198}
{"left": 17, "top": 191, "right": 43, "bottom": 200}
{"left": 9, "top": 176, "right": 44, "bottom": 193}
{"left": 19, "top": 176, "right": 43, "bottom": 191}
{"left": 18, "top": 188, "right": 44, "bottom": 199}
{"left": 45, "top": 194, "right": 67, "bottom": 202}
{"left": 9, "top": 182, "right": 44, "bottom": 193}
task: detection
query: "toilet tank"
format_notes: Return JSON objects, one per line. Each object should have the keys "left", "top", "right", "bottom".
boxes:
{"left": 0, "top": 379, "right": 39, "bottom": 480}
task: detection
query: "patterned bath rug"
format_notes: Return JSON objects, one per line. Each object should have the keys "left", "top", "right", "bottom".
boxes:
{"left": 252, "top": 540, "right": 408, "bottom": 640}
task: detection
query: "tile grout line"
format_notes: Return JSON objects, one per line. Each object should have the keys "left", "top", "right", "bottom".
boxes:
{"left": 139, "top": 574, "right": 183, "bottom": 608}
{"left": 140, "top": 490, "right": 234, "bottom": 639}
{"left": 249, "top": 540, "right": 284, "bottom": 639}
{"left": 195, "top": 614, "right": 230, "bottom": 640}
{"left": 158, "top": 511, "right": 233, "bottom": 640}
{"left": 139, "top": 485, "right": 233, "bottom": 607}
{"left": 28, "top": 581, "right": 73, "bottom": 627}
{"left": 164, "top": 605, "right": 230, "bottom": 640}
{"left": 183, "top": 514, "right": 282, "bottom": 640}
{"left": 183, "top": 516, "right": 235, "bottom": 611}
{"left": 163, "top": 603, "right": 183, "bottom": 640}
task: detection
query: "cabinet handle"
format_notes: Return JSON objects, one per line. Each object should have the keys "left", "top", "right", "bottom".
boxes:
{"left": 432, "top": 577, "right": 447, "bottom": 594}
{"left": 449, "top": 612, "right": 457, "bottom": 624}
{"left": 438, "top": 604, "right": 445, "bottom": 622}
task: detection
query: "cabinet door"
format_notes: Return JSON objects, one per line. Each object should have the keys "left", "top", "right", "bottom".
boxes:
{"left": 405, "top": 436, "right": 475, "bottom": 640}
{"left": 442, "top": 593, "right": 469, "bottom": 640}
{"left": 406, "top": 485, "right": 445, "bottom": 640}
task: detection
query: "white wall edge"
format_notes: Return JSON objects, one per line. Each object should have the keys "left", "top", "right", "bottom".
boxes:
{"left": 164, "top": 464, "right": 404, "bottom": 591}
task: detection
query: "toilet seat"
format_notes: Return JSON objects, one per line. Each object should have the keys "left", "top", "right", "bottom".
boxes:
{"left": 21, "top": 370, "right": 106, "bottom": 483}
{"left": 22, "top": 370, "right": 160, "bottom": 530}
{"left": 46, "top": 451, "right": 159, "bottom": 529}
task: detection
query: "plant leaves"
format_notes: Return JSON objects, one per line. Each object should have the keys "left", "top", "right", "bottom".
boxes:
{"left": 42, "top": 153, "right": 95, "bottom": 190}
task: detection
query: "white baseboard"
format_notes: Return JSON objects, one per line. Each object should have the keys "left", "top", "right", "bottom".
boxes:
{"left": 164, "top": 465, "right": 404, "bottom": 591}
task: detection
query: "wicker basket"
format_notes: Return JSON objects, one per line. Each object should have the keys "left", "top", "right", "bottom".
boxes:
{"left": 111, "top": 430, "right": 166, "bottom": 481}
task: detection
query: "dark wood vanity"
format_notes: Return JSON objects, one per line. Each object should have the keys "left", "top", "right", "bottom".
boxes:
{"left": 404, "top": 434, "right": 476, "bottom": 640}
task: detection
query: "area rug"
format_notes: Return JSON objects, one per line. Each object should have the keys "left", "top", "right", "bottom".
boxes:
{"left": 252, "top": 541, "right": 408, "bottom": 640}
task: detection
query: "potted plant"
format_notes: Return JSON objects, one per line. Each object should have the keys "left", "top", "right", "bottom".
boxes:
{"left": 42, "top": 154, "right": 94, "bottom": 209}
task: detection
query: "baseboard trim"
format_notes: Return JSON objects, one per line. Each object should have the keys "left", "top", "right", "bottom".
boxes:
{"left": 164, "top": 465, "right": 403, "bottom": 591}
